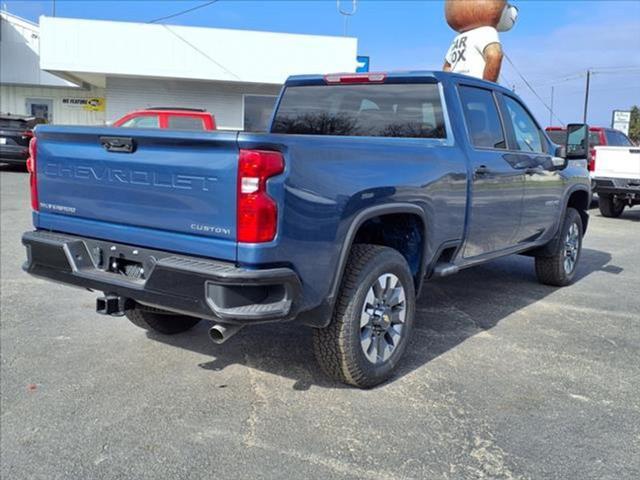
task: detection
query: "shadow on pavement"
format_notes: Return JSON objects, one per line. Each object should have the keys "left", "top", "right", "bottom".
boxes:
{"left": 146, "top": 247, "right": 618, "bottom": 390}
{"left": 607, "top": 209, "right": 640, "bottom": 222}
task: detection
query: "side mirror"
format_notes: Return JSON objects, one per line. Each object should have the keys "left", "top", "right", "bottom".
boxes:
{"left": 550, "top": 145, "right": 568, "bottom": 170}
{"left": 565, "top": 123, "right": 589, "bottom": 160}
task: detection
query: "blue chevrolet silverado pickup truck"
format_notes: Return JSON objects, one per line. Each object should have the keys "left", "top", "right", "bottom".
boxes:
{"left": 22, "top": 71, "right": 590, "bottom": 387}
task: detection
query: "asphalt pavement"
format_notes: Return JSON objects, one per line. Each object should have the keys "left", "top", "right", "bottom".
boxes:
{"left": 1, "top": 164, "right": 639, "bottom": 480}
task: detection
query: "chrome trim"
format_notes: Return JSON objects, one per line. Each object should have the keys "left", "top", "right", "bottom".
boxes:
{"left": 438, "top": 81, "right": 456, "bottom": 147}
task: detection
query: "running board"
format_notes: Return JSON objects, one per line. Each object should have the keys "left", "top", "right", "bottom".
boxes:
{"left": 431, "top": 262, "right": 460, "bottom": 278}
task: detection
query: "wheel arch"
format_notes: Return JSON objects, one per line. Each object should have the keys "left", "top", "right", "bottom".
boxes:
{"left": 565, "top": 186, "right": 590, "bottom": 234}
{"left": 328, "top": 204, "right": 428, "bottom": 303}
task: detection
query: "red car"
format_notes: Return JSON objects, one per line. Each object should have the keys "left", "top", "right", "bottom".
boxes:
{"left": 546, "top": 126, "right": 633, "bottom": 172}
{"left": 113, "top": 107, "right": 216, "bottom": 131}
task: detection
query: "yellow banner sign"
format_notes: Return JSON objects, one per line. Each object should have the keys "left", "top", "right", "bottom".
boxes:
{"left": 62, "top": 97, "right": 106, "bottom": 112}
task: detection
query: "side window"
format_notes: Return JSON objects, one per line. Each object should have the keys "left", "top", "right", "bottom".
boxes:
{"left": 458, "top": 86, "right": 506, "bottom": 149}
{"left": 121, "top": 115, "right": 160, "bottom": 129}
{"left": 503, "top": 96, "right": 544, "bottom": 153}
{"left": 605, "top": 130, "right": 618, "bottom": 145}
{"left": 167, "top": 116, "right": 205, "bottom": 130}
{"left": 614, "top": 131, "right": 632, "bottom": 146}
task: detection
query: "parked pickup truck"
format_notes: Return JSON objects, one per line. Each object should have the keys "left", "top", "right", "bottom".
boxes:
{"left": 22, "top": 72, "right": 591, "bottom": 387}
{"left": 546, "top": 125, "right": 634, "bottom": 174}
{"left": 592, "top": 145, "right": 640, "bottom": 217}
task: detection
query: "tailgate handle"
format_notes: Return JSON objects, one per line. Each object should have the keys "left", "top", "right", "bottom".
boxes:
{"left": 100, "top": 136, "right": 135, "bottom": 153}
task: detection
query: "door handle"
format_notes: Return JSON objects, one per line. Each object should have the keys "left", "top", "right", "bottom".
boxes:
{"left": 475, "top": 165, "right": 490, "bottom": 176}
{"left": 100, "top": 136, "right": 135, "bottom": 153}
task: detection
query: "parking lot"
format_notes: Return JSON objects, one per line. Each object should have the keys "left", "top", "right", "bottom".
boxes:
{"left": 1, "top": 164, "right": 639, "bottom": 479}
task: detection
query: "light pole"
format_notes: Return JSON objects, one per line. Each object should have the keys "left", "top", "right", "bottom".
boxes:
{"left": 583, "top": 70, "right": 591, "bottom": 123}
{"left": 337, "top": 0, "right": 357, "bottom": 36}
{"left": 550, "top": 86, "right": 555, "bottom": 126}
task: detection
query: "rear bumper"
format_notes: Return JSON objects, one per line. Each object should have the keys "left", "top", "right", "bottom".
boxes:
{"left": 22, "top": 230, "right": 302, "bottom": 324}
{"left": 593, "top": 177, "right": 640, "bottom": 196}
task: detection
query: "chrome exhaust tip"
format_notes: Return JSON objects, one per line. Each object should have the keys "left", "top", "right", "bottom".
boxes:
{"left": 208, "top": 323, "right": 243, "bottom": 344}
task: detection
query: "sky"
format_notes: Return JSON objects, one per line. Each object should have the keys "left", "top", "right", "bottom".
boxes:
{"left": 3, "top": 0, "right": 640, "bottom": 127}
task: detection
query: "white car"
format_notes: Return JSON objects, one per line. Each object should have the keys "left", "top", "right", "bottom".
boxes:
{"left": 592, "top": 145, "right": 640, "bottom": 217}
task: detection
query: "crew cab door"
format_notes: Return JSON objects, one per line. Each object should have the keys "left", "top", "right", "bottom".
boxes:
{"left": 458, "top": 85, "right": 524, "bottom": 258}
{"left": 498, "top": 93, "right": 563, "bottom": 243}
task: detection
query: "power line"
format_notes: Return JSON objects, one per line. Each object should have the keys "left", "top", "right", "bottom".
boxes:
{"left": 523, "top": 66, "right": 640, "bottom": 90}
{"left": 148, "top": 1, "right": 219, "bottom": 24}
{"left": 503, "top": 53, "right": 566, "bottom": 126}
{"left": 499, "top": 65, "right": 517, "bottom": 90}
{"left": 161, "top": 24, "right": 240, "bottom": 80}
{"left": 532, "top": 73, "right": 586, "bottom": 89}
{"left": 591, "top": 66, "right": 640, "bottom": 73}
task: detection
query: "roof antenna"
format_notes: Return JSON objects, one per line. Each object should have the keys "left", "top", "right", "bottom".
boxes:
{"left": 337, "top": 0, "right": 357, "bottom": 36}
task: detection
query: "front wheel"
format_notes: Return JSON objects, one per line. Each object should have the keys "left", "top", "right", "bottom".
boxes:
{"left": 313, "top": 244, "right": 416, "bottom": 388}
{"left": 598, "top": 194, "right": 625, "bottom": 218}
{"left": 535, "top": 207, "right": 583, "bottom": 287}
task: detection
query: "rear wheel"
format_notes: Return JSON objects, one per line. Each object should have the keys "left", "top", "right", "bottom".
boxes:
{"left": 126, "top": 307, "right": 201, "bottom": 335}
{"left": 313, "top": 244, "right": 415, "bottom": 388}
{"left": 535, "top": 207, "right": 583, "bottom": 287}
{"left": 598, "top": 194, "right": 625, "bottom": 218}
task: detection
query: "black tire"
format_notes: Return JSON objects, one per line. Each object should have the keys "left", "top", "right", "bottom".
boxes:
{"left": 598, "top": 194, "right": 625, "bottom": 218}
{"left": 535, "top": 208, "right": 583, "bottom": 287}
{"left": 313, "top": 244, "right": 416, "bottom": 388}
{"left": 125, "top": 308, "right": 201, "bottom": 335}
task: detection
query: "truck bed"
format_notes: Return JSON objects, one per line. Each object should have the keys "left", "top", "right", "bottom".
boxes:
{"left": 593, "top": 146, "right": 640, "bottom": 180}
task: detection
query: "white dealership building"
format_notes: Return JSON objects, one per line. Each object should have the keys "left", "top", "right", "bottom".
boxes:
{"left": 0, "top": 11, "right": 358, "bottom": 129}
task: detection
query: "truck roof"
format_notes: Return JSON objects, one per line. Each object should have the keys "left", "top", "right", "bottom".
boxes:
{"left": 285, "top": 71, "right": 513, "bottom": 93}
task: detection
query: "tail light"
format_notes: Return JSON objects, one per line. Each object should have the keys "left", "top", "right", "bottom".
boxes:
{"left": 237, "top": 149, "right": 284, "bottom": 243}
{"left": 588, "top": 148, "right": 596, "bottom": 172}
{"left": 21, "top": 130, "right": 34, "bottom": 139}
{"left": 26, "top": 137, "right": 39, "bottom": 211}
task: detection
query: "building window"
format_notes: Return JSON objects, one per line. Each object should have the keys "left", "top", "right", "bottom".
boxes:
{"left": 244, "top": 95, "right": 278, "bottom": 132}
{"left": 26, "top": 99, "right": 53, "bottom": 123}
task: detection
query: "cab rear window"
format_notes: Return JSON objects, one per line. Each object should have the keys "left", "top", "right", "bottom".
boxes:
{"left": 272, "top": 84, "right": 446, "bottom": 139}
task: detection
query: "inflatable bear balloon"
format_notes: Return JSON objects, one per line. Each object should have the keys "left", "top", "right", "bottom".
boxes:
{"left": 443, "top": 0, "right": 518, "bottom": 82}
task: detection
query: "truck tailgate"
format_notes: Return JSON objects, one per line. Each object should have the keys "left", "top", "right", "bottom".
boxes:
{"left": 594, "top": 146, "right": 640, "bottom": 179}
{"left": 34, "top": 126, "right": 239, "bottom": 261}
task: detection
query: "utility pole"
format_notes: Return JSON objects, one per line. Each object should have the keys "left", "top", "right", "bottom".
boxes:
{"left": 52, "top": 0, "right": 56, "bottom": 16}
{"left": 550, "top": 86, "right": 555, "bottom": 126}
{"left": 583, "top": 69, "right": 591, "bottom": 123}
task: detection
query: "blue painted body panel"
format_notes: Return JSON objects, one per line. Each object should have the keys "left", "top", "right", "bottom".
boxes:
{"left": 31, "top": 71, "right": 590, "bottom": 317}
{"left": 34, "top": 127, "right": 238, "bottom": 261}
